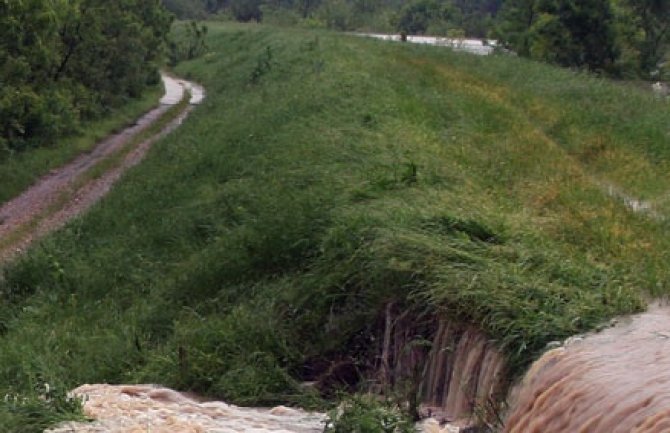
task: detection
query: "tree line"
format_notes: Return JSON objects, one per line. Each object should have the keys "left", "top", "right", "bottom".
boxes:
{"left": 495, "top": 0, "right": 669, "bottom": 78}
{"left": 163, "top": 0, "right": 668, "bottom": 79}
{"left": 162, "top": 0, "right": 503, "bottom": 37}
{"left": 0, "top": 0, "right": 172, "bottom": 155}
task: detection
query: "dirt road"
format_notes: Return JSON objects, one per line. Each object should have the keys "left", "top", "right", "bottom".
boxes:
{"left": 0, "top": 74, "right": 204, "bottom": 263}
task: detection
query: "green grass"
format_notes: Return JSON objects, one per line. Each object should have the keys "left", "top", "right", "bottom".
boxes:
{"left": 0, "top": 23, "right": 669, "bottom": 430}
{"left": 0, "top": 85, "right": 162, "bottom": 206}
{"left": 0, "top": 90, "right": 191, "bottom": 256}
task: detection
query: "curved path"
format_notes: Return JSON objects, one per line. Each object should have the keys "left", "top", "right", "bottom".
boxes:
{"left": 0, "top": 74, "right": 204, "bottom": 263}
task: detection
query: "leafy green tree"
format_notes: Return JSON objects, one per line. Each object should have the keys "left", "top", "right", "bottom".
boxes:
{"left": 396, "top": 0, "right": 453, "bottom": 35}
{"left": 532, "top": 0, "right": 620, "bottom": 71}
{"left": 495, "top": 0, "right": 537, "bottom": 55}
{"left": 318, "top": 0, "right": 354, "bottom": 30}
{"left": 231, "top": 0, "right": 263, "bottom": 21}
{"left": 168, "top": 21, "right": 209, "bottom": 66}
{"left": 161, "top": 0, "right": 207, "bottom": 18}
{"left": 623, "top": 0, "right": 670, "bottom": 76}
{"left": 497, "top": 0, "right": 620, "bottom": 73}
{"left": 0, "top": 0, "right": 171, "bottom": 151}
{"left": 451, "top": 0, "right": 502, "bottom": 37}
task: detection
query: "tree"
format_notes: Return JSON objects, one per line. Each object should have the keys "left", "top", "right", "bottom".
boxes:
{"left": 495, "top": 0, "right": 537, "bottom": 56}
{"left": 623, "top": 0, "right": 670, "bottom": 76}
{"left": 396, "top": 0, "right": 453, "bottom": 35}
{"left": 0, "top": 0, "right": 171, "bottom": 151}
{"left": 533, "top": 0, "right": 619, "bottom": 71}
{"left": 231, "top": 0, "right": 263, "bottom": 21}
{"left": 497, "top": 0, "right": 620, "bottom": 73}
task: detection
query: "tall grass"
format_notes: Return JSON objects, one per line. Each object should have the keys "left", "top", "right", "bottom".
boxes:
{"left": 0, "top": 23, "right": 668, "bottom": 429}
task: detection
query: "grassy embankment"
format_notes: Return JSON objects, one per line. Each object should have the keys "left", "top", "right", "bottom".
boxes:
{"left": 0, "top": 23, "right": 669, "bottom": 430}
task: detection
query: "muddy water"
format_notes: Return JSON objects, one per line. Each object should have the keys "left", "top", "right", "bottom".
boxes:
{"left": 46, "top": 384, "right": 466, "bottom": 433}
{"left": 47, "top": 384, "right": 326, "bottom": 433}
{"left": 504, "top": 306, "right": 670, "bottom": 433}
{"left": 422, "top": 325, "right": 505, "bottom": 420}
{"left": 376, "top": 311, "right": 505, "bottom": 424}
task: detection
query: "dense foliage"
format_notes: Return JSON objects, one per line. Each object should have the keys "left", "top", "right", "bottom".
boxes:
{"left": 162, "top": 0, "right": 502, "bottom": 36}
{"left": 495, "top": 0, "right": 670, "bottom": 77}
{"left": 0, "top": 0, "right": 171, "bottom": 155}
{"left": 161, "top": 0, "right": 668, "bottom": 78}
{"left": 324, "top": 395, "right": 417, "bottom": 433}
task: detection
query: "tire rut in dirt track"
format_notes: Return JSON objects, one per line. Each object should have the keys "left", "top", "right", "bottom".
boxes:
{"left": 0, "top": 73, "right": 204, "bottom": 264}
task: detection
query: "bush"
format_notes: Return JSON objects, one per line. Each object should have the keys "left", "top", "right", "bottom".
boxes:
{"left": 0, "top": 382, "right": 85, "bottom": 433}
{"left": 168, "top": 21, "right": 209, "bottom": 67}
{"left": 324, "top": 395, "right": 416, "bottom": 433}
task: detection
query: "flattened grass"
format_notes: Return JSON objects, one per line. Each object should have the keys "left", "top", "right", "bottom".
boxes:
{"left": 0, "top": 24, "right": 668, "bottom": 430}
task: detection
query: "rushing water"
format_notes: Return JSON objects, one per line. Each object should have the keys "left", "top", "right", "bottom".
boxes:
{"left": 357, "top": 33, "right": 496, "bottom": 56}
{"left": 420, "top": 324, "right": 505, "bottom": 422}
{"left": 46, "top": 311, "right": 670, "bottom": 433}
{"left": 504, "top": 305, "right": 670, "bottom": 433}
{"left": 46, "top": 384, "right": 467, "bottom": 433}
{"left": 47, "top": 384, "right": 326, "bottom": 433}
{"left": 374, "top": 307, "right": 505, "bottom": 426}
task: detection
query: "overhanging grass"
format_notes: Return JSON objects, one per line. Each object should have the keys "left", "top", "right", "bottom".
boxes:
{"left": 0, "top": 24, "right": 668, "bottom": 430}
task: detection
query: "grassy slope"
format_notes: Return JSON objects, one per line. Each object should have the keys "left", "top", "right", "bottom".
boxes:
{"left": 0, "top": 23, "right": 669, "bottom": 428}
{"left": 0, "top": 85, "right": 162, "bottom": 206}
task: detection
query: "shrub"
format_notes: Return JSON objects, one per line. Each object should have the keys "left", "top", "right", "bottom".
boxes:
{"left": 324, "top": 394, "right": 416, "bottom": 433}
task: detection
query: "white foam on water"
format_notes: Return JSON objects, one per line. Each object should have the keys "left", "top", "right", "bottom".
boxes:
{"left": 160, "top": 74, "right": 186, "bottom": 105}
{"left": 46, "top": 384, "right": 326, "bottom": 433}
{"left": 160, "top": 75, "right": 205, "bottom": 106}
{"left": 45, "top": 384, "right": 463, "bottom": 433}
{"left": 358, "top": 33, "right": 496, "bottom": 56}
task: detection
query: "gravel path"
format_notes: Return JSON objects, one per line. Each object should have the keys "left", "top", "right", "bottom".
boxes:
{"left": 0, "top": 74, "right": 204, "bottom": 263}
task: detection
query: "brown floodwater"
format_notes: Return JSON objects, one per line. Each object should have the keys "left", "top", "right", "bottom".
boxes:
{"left": 504, "top": 305, "right": 670, "bottom": 433}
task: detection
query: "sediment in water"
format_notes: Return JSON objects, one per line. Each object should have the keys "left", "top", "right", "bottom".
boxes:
{"left": 503, "top": 305, "right": 670, "bottom": 433}
{"left": 371, "top": 304, "right": 506, "bottom": 425}
{"left": 47, "top": 384, "right": 326, "bottom": 433}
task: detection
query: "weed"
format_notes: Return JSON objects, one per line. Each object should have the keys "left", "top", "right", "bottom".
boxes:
{"left": 250, "top": 46, "right": 276, "bottom": 84}
{"left": 324, "top": 394, "right": 416, "bottom": 433}
{"left": 0, "top": 381, "right": 85, "bottom": 433}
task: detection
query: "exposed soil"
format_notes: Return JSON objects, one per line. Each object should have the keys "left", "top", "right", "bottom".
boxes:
{"left": 0, "top": 74, "right": 204, "bottom": 264}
